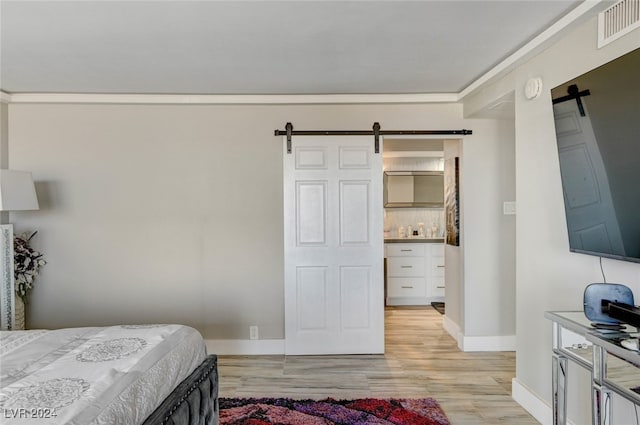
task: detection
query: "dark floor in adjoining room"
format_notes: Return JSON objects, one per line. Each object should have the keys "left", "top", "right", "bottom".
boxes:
{"left": 431, "top": 301, "right": 445, "bottom": 315}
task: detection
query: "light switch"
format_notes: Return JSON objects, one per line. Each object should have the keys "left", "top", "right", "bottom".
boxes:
{"left": 503, "top": 201, "right": 516, "bottom": 215}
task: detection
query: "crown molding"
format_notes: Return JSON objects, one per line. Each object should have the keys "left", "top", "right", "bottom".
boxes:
{"left": 1, "top": 1, "right": 606, "bottom": 106}
{"left": 459, "top": 0, "right": 605, "bottom": 99}
{"left": 4, "top": 92, "right": 459, "bottom": 105}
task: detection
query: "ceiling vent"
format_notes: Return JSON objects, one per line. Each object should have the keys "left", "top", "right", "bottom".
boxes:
{"left": 598, "top": 0, "right": 640, "bottom": 48}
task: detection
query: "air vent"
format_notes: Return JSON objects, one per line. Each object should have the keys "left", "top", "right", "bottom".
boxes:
{"left": 598, "top": 0, "right": 640, "bottom": 48}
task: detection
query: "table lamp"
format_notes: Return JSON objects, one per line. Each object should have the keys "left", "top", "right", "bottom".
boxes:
{"left": 0, "top": 169, "right": 39, "bottom": 330}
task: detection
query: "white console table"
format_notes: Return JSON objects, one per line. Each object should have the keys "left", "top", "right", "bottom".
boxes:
{"left": 545, "top": 311, "right": 640, "bottom": 425}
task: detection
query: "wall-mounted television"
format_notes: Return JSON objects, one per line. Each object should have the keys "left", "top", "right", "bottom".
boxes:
{"left": 551, "top": 47, "right": 640, "bottom": 264}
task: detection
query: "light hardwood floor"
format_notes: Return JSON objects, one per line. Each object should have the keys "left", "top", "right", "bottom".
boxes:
{"left": 217, "top": 306, "right": 539, "bottom": 424}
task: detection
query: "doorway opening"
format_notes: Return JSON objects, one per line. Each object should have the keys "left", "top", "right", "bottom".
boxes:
{"left": 382, "top": 137, "right": 453, "bottom": 348}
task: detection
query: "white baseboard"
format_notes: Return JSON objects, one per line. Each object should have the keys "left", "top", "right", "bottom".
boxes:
{"left": 461, "top": 334, "right": 516, "bottom": 351}
{"left": 442, "top": 315, "right": 463, "bottom": 347}
{"left": 512, "top": 378, "right": 551, "bottom": 425}
{"left": 512, "top": 378, "right": 582, "bottom": 425}
{"left": 206, "top": 327, "right": 513, "bottom": 355}
{"left": 442, "top": 315, "right": 515, "bottom": 351}
{"left": 205, "top": 339, "right": 285, "bottom": 355}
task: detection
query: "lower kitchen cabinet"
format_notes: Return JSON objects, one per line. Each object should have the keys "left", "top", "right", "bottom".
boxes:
{"left": 385, "top": 242, "right": 444, "bottom": 306}
{"left": 430, "top": 244, "right": 445, "bottom": 298}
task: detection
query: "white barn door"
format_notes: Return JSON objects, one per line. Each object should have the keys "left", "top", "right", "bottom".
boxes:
{"left": 283, "top": 136, "right": 384, "bottom": 355}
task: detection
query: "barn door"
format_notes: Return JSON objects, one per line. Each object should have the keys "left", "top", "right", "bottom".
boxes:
{"left": 283, "top": 136, "right": 384, "bottom": 355}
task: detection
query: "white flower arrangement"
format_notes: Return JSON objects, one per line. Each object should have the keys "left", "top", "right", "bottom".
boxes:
{"left": 14, "top": 231, "right": 46, "bottom": 304}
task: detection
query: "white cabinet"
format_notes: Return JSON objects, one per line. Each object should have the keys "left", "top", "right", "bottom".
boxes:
{"left": 386, "top": 244, "right": 426, "bottom": 301}
{"left": 430, "top": 244, "right": 445, "bottom": 298}
{"left": 385, "top": 243, "right": 445, "bottom": 305}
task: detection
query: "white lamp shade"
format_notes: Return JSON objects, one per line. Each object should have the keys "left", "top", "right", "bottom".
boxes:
{"left": 0, "top": 169, "right": 39, "bottom": 211}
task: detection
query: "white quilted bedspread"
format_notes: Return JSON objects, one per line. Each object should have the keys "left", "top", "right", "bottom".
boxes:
{"left": 0, "top": 325, "right": 206, "bottom": 424}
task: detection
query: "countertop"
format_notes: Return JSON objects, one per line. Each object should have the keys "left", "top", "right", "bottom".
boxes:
{"left": 384, "top": 238, "right": 445, "bottom": 244}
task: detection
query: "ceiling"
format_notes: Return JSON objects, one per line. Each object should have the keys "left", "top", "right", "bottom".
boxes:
{"left": 1, "top": 1, "right": 582, "bottom": 96}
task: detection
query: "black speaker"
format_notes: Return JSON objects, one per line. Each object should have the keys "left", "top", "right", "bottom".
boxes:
{"left": 583, "top": 283, "right": 634, "bottom": 325}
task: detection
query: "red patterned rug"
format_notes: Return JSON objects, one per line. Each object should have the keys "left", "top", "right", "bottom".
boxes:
{"left": 219, "top": 397, "right": 450, "bottom": 425}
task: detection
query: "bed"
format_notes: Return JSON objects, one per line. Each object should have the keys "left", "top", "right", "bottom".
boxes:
{"left": 0, "top": 325, "right": 219, "bottom": 424}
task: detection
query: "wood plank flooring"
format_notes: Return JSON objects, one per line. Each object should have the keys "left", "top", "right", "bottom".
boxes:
{"left": 217, "top": 306, "right": 538, "bottom": 424}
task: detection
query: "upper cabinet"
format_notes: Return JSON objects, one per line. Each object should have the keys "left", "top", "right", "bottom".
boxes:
{"left": 383, "top": 171, "right": 444, "bottom": 208}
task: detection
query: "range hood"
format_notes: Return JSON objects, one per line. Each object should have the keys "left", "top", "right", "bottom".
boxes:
{"left": 383, "top": 171, "right": 444, "bottom": 208}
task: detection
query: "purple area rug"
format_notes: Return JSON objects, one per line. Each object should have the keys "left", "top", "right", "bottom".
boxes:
{"left": 219, "top": 397, "right": 450, "bottom": 425}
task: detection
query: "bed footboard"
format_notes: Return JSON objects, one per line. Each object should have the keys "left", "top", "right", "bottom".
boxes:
{"left": 142, "top": 354, "right": 219, "bottom": 425}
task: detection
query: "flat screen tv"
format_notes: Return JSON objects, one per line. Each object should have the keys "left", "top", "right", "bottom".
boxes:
{"left": 551, "top": 47, "right": 640, "bottom": 264}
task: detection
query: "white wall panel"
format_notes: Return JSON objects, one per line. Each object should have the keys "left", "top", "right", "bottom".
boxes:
{"left": 296, "top": 181, "right": 327, "bottom": 246}
{"left": 339, "top": 146, "right": 370, "bottom": 169}
{"left": 339, "top": 181, "right": 369, "bottom": 245}
{"left": 296, "top": 267, "right": 327, "bottom": 331}
{"left": 295, "top": 147, "right": 327, "bottom": 169}
{"left": 340, "top": 266, "right": 370, "bottom": 330}
{"left": 558, "top": 146, "right": 599, "bottom": 208}
{"left": 554, "top": 111, "right": 582, "bottom": 141}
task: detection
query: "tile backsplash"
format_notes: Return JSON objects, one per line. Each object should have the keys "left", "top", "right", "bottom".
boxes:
{"left": 384, "top": 208, "right": 445, "bottom": 238}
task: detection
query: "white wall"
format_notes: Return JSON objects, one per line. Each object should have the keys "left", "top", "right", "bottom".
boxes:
{"left": 442, "top": 118, "right": 516, "bottom": 350}
{"left": 9, "top": 100, "right": 520, "bottom": 347}
{"left": 462, "top": 119, "right": 516, "bottom": 339}
{"left": 463, "top": 15, "right": 640, "bottom": 424}
{"left": 9, "top": 103, "right": 474, "bottom": 339}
